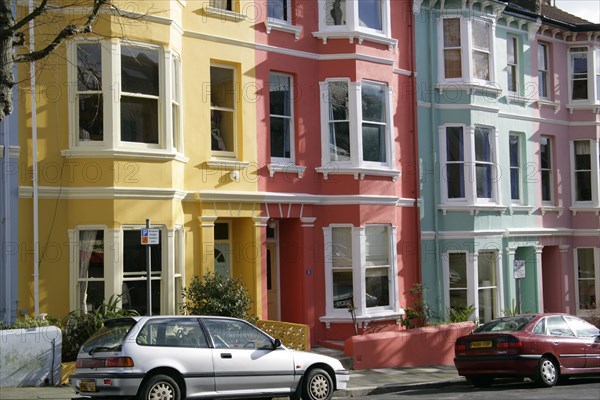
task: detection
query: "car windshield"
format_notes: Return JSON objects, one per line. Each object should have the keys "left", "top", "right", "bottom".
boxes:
{"left": 473, "top": 315, "right": 535, "bottom": 333}
{"left": 81, "top": 318, "right": 137, "bottom": 353}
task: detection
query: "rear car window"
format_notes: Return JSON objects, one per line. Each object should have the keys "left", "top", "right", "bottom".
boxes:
{"left": 81, "top": 318, "right": 136, "bottom": 353}
{"left": 473, "top": 316, "right": 535, "bottom": 333}
{"left": 136, "top": 318, "right": 208, "bottom": 348}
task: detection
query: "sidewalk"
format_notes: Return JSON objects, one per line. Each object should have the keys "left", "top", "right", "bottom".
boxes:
{"left": 0, "top": 347, "right": 464, "bottom": 399}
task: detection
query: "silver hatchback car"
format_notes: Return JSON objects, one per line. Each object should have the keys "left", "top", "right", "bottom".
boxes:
{"left": 70, "top": 316, "right": 349, "bottom": 400}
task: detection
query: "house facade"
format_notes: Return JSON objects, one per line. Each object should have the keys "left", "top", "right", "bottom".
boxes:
{"left": 415, "top": 0, "right": 599, "bottom": 323}
{"left": 15, "top": 0, "right": 420, "bottom": 345}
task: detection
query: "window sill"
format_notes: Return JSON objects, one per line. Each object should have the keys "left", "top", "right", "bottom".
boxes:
{"left": 312, "top": 30, "right": 397, "bottom": 50}
{"left": 508, "top": 205, "right": 535, "bottom": 215}
{"left": 320, "top": 310, "right": 405, "bottom": 329}
{"left": 536, "top": 99, "right": 560, "bottom": 112}
{"left": 438, "top": 204, "right": 506, "bottom": 215}
{"left": 539, "top": 205, "right": 563, "bottom": 217}
{"left": 315, "top": 166, "right": 401, "bottom": 181}
{"left": 206, "top": 159, "right": 250, "bottom": 171}
{"left": 265, "top": 19, "right": 302, "bottom": 39}
{"left": 203, "top": 5, "right": 246, "bottom": 21}
{"left": 268, "top": 163, "right": 306, "bottom": 178}
{"left": 435, "top": 82, "right": 502, "bottom": 97}
{"left": 566, "top": 103, "right": 600, "bottom": 113}
{"left": 61, "top": 148, "right": 189, "bottom": 162}
{"left": 570, "top": 205, "right": 600, "bottom": 216}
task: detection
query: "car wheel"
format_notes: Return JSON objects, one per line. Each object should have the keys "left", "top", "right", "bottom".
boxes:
{"left": 466, "top": 375, "right": 494, "bottom": 387}
{"left": 536, "top": 356, "right": 558, "bottom": 387}
{"left": 138, "top": 374, "right": 181, "bottom": 400}
{"left": 302, "top": 368, "right": 333, "bottom": 400}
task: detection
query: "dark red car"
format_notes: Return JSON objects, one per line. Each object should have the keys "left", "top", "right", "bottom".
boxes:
{"left": 454, "top": 313, "right": 600, "bottom": 387}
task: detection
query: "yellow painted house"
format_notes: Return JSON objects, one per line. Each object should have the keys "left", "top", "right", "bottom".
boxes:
{"left": 17, "top": 1, "right": 265, "bottom": 318}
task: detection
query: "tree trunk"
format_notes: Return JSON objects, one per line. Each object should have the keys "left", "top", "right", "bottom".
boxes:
{"left": 0, "top": 0, "right": 15, "bottom": 122}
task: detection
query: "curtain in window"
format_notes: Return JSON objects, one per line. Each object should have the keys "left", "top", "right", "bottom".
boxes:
{"left": 79, "top": 230, "right": 98, "bottom": 313}
{"left": 359, "top": 0, "right": 382, "bottom": 30}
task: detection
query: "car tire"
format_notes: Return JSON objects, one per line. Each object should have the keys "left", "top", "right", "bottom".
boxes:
{"left": 302, "top": 368, "right": 333, "bottom": 400}
{"left": 138, "top": 374, "right": 181, "bottom": 400}
{"left": 535, "top": 356, "right": 558, "bottom": 387}
{"left": 466, "top": 375, "right": 493, "bottom": 387}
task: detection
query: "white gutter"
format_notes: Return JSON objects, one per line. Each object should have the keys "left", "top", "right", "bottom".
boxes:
{"left": 29, "top": 0, "right": 39, "bottom": 317}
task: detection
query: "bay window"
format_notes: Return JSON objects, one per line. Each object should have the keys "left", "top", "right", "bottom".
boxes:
{"left": 323, "top": 225, "right": 400, "bottom": 321}
{"left": 316, "top": 0, "right": 393, "bottom": 47}
{"left": 438, "top": 16, "right": 495, "bottom": 84}
{"left": 69, "top": 40, "right": 179, "bottom": 154}
{"left": 444, "top": 250, "right": 500, "bottom": 323}
{"left": 319, "top": 79, "right": 394, "bottom": 175}
{"left": 576, "top": 248, "right": 598, "bottom": 313}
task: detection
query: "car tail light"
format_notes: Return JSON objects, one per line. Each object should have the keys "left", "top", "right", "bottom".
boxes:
{"left": 77, "top": 357, "right": 134, "bottom": 368}
{"left": 495, "top": 336, "right": 522, "bottom": 353}
{"left": 455, "top": 339, "right": 466, "bottom": 353}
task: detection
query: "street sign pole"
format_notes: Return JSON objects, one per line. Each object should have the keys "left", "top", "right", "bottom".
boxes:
{"left": 146, "top": 219, "right": 152, "bottom": 316}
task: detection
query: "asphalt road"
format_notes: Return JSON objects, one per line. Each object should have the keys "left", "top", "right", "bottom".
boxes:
{"left": 351, "top": 377, "right": 600, "bottom": 399}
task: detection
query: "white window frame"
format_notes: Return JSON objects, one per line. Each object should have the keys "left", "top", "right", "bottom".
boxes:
{"left": 318, "top": 79, "right": 395, "bottom": 174}
{"left": 169, "top": 52, "right": 183, "bottom": 154}
{"left": 269, "top": 72, "right": 295, "bottom": 164}
{"left": 570, "top": 139, "right": 600, "bottom": 207}
{"left": 574, "top": 248, "right": 600, "bottom": 317}
{"left": 322, "top": 224, "right": 400, "bottom": 321}
{"left": 210, "top": 63, "right": 238, "bottom": 159}
{"left": 439, "top": 124, "right": 499, "bottom": 205}
{"left": 506, "top": 35, "right": 519, "bottom": 93}
{"left": 437, "top": 15, "right": 496, "bottom": 85}
{"left": 568, "top": 46, "right": 591, "bottom": 103}
{"left": 509, "top": 133, "right": 523, "bottom": 204}
{"left": 540, "top": 135, "right": 554, "bottom": 205}
{"left": 537, "top": 42, "right": 550, "bottom": 99}
{"left": 443, "top": 250, "right": 502, "bottom": 323}
{"left": 68, "top": 39, "right": 179, "bottom": 156}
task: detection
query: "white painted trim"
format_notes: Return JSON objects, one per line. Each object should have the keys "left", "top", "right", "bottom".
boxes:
{"left": 19, "top": 186, "right": 187, "bottom": 200}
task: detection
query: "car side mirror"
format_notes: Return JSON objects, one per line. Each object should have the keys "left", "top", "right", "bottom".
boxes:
{"left": 595, "top": 335, "right": 600, "bottom": 343}
{"left": 273, "top": 338, "right": 282, "bottom": 349}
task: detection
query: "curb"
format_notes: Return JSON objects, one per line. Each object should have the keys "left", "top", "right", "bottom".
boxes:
{"left": 334, "top": 379, "right": 466, "bottom": 397}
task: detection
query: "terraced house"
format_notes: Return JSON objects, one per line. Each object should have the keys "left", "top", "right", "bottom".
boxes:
{"left": 13, "top": 0, "right": 421, "bottom": 345}
{"left": 415, "top": 0, "right": 600, "bottom": 323}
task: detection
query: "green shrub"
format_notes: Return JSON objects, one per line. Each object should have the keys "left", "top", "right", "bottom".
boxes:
{"left": 181, "top": 273, "right": 257, "bottom": 323}
{"left": 0, "top": 314, "right": 50, "bottom": 330}
{"left": 447, "top": 305, "right": 476, "bottom": 323}
{"left": 401, "top": 283, "right": 432, "bottom": 329}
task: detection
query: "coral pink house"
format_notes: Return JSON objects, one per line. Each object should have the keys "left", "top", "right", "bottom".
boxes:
{"left": 254, "top": 0, "right": 420, "bottom": 345}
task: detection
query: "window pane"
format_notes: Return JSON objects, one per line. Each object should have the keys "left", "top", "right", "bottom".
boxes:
{"left": 80, "top": 230, "right": 104, "bottom": 278}
{"left": 333, "top": 270, "right": 353, "bottom": 308}
{"left": 362, "top": 83, "right": 385, "bottom": 122}
{"left": 270, "top": 74, "right": 291, "bottom": 116}
{"left": 446, "top": 164, "right": 465, "bottom": 198}
{"left": 211, "top": 67, "right": 235, "bottom": 109}
{"left": 509, "top": 135, "right": 520, "bottom": 200}
{"left": 79, "top": 94, "right": 103, "bottom": 141}
{"left": 268, "top": 0, "right": 287, "bottom": 20}
{"left": 578, "top": 248, "right": 595, "bottom": 279}
{"left": 478, "top": 288, "right": 497, "bottom": 323}
{"left": 123, "top": 230, "right": 161, "bottom": 273}
{"left": 270, "top": 74, "right": 292, "bottom": 159}
{"left": 578, "top": 280, "right": 596, "bottom": 309}
{"left": 121, "top": 46, "right": 159, "bottom": 96}
{"left": 329, "top": 81, "right": 349, "bottom": 120}
{"left": 449, "top": 253, "right": 467, "bottom": 288}
{"left": 326, "top": 0, "right": 346, "bottom": 26}
{"left": 572, "top": 80, "right": 589, "bottom": 100}
{"left": 270, "top": 117, "right": 291, "bottom": 158}
{"left": 538, "top": 71, "right": 548, "bottom": 97}
{"left": 478, "top": 252, "right": 496, "bottom": 287}
{"left": 443, "top": 19, "right": 461, "bottom": 47}
{"left": 475, "top": 128, "right": 491, "bottom": 162}
{"left": 359, "top": 0, "right": 382, "bottom": 30}
{"left": 329, "top": 122, "right": 350, "bottom": 161}
{"left": 540, "top": 138, "right": 551, "bottom": 169}
{"left": 507, "top": 37, "right": 515, "bottom": 64}
{"left": 362, "top": 124, "right": 386, "bottom": 162}
{"left": 576, "top": 171, "right": 592, "bottom": 201}
{"left": 365, "top": 225, "right": 388, "bottom": 266}
{"left": 509, "top": 136, "right": 519, "bottom": 167}
{"left": 365, "top": 267, "right": 389, "bottom": 307}
{"left": 332, "top": 227, "right": 352, "bottom": 269}
{"left": 476, "top": 164, "right": 492, "bottom": 198}
{"left": 472, "top": 20, "right": 489, "bottom": 51}
{"left": 450, "top": 289, "right": 468, "bottom": 311}
{"left": 444, "top": 50, "right": 462, "bottom": 78}
{"left": 211, "top": 0, "right": 233, "bottom": 11}
{"left": 473, "top": 51, "right": 490, "bottom": 80}
{"left": 214, "top": 222, "right": 229, "bottom": 240}
{"left": 77, "top": 44, "right": 102, "bottom": 91}
{"left": 446, "top": 127, "right": 463, "bottom": 161}
{"left": 121, "top": 97, "right": 159, "bottom": 144}
{"left": 122, "top": 279, "right": 160, "bottom": 316}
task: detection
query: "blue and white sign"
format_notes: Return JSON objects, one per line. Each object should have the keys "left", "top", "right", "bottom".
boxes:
{"left": 141, "top": 228, "right": 160, "bottom": 245}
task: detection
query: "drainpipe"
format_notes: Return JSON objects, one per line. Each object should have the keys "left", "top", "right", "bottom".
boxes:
{"left": 29, "top": 0, "right": 40, "bottom": 317}
{"left": 2, "top": 115, "right": 10, "bottom": 324}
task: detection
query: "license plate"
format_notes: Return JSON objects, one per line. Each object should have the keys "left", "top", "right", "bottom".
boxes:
{"left": 80, "top": 381, "right": 97, "bottom": 392}
{"left": 470, "top": 340, "right": 492, "bottom": 349}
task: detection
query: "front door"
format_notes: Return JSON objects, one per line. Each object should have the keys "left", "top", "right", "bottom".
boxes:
{"left": 267, "top": 243, "right": 279, "bottom": 320}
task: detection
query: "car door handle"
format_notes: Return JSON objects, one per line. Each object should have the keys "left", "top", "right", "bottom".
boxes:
{"left": 220, "top": 353, "right": 232, "bottom": 359}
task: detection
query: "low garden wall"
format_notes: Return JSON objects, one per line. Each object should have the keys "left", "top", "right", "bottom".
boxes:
{"left": 344, "top": 322, "right": 475, "bottom": 370}
{"left": 0, "top": 326, "right": 62, "bottom": 387}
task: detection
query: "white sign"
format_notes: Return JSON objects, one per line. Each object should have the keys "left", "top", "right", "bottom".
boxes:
{"left": 141, "top": 228, "right": 160, "bottom": 245}
{"left": 514, "top": 260, "right": 525, "bottom": 279}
